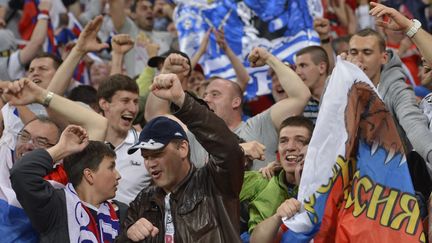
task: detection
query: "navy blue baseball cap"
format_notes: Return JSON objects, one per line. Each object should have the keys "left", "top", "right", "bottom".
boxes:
{"left": 127, "top": 116, "right": 188, "bottom": 154}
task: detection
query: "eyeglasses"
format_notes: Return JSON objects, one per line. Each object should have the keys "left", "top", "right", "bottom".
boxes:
{"left": 17, "top": 131, "right": 56, "bottom": 148}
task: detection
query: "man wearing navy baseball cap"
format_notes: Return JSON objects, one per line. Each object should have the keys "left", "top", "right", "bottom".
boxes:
{"left": 118, "top": 73, "right": 245, "bottom": 242}
{"left": 127, "top": 116, "right": 188, "bottom": 153}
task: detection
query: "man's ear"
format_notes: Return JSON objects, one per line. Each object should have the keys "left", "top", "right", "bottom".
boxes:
{"left": 178, "top": 140, "right": 189, "bottom": 159}
{"left": 318, "top": 62, "right": 327, "bottom": 75}
{"left": 381, "top": 50, "right": 389, "bottom": 65}
{"left": 83, "top": 168, "right": 94, "bottom": 185}
{"left": 99, "top": 98, "right": 109, "bottom": 112}
{"left": 232, "top": 97, "right": 241, "bottom": 109}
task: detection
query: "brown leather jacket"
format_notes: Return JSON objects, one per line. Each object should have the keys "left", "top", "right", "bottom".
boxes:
{"left": 116, "top": 94, "right": 245, "bottom": 243}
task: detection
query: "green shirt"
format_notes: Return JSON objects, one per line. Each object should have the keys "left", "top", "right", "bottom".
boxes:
{"left": 240, "top": 170, "right": 298, "bottom": 233}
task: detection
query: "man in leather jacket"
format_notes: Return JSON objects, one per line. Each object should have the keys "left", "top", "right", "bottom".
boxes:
{"left": 117, "top": 73, "right": 245, "bottom": 242}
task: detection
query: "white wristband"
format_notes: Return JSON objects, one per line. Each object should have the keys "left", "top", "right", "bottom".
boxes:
{"left": 37, "top": 14, "right": 49, "bottom": 21}
{"left": 406, "top": 19, "right": 421, "bottom": 38}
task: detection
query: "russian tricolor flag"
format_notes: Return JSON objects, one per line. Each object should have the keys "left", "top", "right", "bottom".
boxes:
{"left": 0, "top": 145, "right": 67, "bottom": 242}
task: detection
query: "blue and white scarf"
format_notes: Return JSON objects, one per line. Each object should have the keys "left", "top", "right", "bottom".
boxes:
{"left": 64, "top": 183, "right": 119, "bottom": 243}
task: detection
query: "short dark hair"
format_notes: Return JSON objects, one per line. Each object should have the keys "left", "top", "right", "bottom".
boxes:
{"left": 24, "top": 115, "right": 62, "bottom": 142}
{"left": 331, "top": 35, "right": 351, "bottom": 54}
{"left": 63, "top": 141, "right": 116, "bottom": 188}
{"left": 296, "top": 45, "right": 330, "bottom": 74}
{"left": 32, "top": 52, "right": 63, "bottom": 70}
{"left": 279, "top": 116, "right": 314, "bottom": 140}
{"left": 68, "top": 85, "right": 98, "bottom": 105}
{"left": 97, "top": 74, "right": 139, "bottom": 102}
{"left": 353, "top": 28, "right": 386, "bottom": 53}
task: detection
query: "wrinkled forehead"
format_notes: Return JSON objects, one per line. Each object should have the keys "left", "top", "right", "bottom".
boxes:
{"left": 23, "top": 120, "right": 60, "bottom": 142}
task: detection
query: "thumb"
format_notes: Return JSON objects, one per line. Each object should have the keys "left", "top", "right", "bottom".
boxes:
{"left": 151, "top": 226, "right": 159, "bottom": 237}
{"left": 97, "top": 43, "right": 110, "bottom": 50}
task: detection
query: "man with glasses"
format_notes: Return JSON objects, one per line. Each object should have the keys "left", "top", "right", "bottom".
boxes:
{"left": 0, "top": 115, "right": 62, "bottom": 242}
{"left": 14, "top": 116, "right": 60, "bottom": 161}
{"left": 0, "top": 78, "right": 108, "bottom": 242}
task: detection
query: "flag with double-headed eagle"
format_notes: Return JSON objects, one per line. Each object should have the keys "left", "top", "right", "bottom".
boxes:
{"left": 282, "top": 57, "right": 426, "bottom": 242}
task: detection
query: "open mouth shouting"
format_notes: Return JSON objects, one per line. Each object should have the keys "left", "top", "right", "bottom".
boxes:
{"left": 120, "top": 114, "right": 135, "bottom": 126}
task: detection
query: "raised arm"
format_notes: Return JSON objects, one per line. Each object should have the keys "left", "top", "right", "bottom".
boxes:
{"left": 134, "top": 39, "right": 160, "bottom": 96}
{"left": 215, "top": 29, "right": 250, "bottom": 91}
{"left": 144, "top": 54, "right": 190, "bottom": 121}
{"left": 190, "top": 29, "right": 211, "bottom": 69}
{"left": 47, "top": 15, "right": 108, "bottom": 95}
{"left": 5, "top": 79, "right": 108, "bottom": 141}
{"left": 369, "top": 2, "right": 432, "bottom": 65}
{"left": 78, "top": 0, "right": 103, "bottom": 26}
{"left": 19, "top": 0, "right": 52, "bottom": 65}
{"left": 151, "top": 73, "right": 245, "bottom": 196}
{"left": 110, "top": 34, "right": 134, "bottom": 75}
{"left": 249, "top": 47, "right": 311, "bottom": 129}
{"left": 10, "top": 125, "right": 89, "bottom": 233}
{"left": 108, "top": 0, "right": 127, "bottom": 32}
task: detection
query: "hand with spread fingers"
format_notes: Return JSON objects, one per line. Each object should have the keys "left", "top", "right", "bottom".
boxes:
{"left": 369, "top": 2, "right": 413, "bottom": 32}
{"left": 53, "top": 125, "right": 89, "bottom": 156}
{"left": 3, "top": 78, "right": 46, "bottom": 106}
{"left": 45, "top": 125, "right": 89, "bottom": 162}
{"left": 75, "top": 15, "right": 109, "bottom": 55}
{"left": 127, "top": 217, "right": 160, "bottom": 242}
{"left": 111, "top": 34, "right": 134, "bottom": 55}
{"left": 258, "top": 161, "right": 282, "bottom": 180}
{"left": 248, "top": 47, "right": 271, "bottom": 67}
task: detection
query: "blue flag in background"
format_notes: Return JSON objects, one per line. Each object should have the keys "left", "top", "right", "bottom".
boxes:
{"left": 174, "top": 0, "right": 323, "bottom": 100}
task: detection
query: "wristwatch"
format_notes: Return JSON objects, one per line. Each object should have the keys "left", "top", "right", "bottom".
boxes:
{"left": 406, "top": 19, "right": 421, "bottom": 38}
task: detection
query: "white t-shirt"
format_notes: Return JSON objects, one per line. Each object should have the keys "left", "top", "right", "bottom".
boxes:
{"left": 113, "top": 129, "right": 151, "bottom": 204}
{"left": 0, "top": 51, "right": 25, "bottom": 81}
{"left": 164, "top": 193, "right": 175, "bottom": 243}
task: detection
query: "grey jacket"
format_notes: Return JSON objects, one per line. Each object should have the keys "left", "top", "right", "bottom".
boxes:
{"left": 379, "top": 49, "right": 432, "bottom": 175}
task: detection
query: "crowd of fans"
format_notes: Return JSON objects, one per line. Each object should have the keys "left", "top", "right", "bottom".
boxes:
{"left": 2, "top": 0, "right": 432, "bottom": 242}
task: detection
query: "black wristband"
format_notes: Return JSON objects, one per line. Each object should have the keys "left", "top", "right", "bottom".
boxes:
{"left": 320, "top": 37, "right": 331, "bottom": 44}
